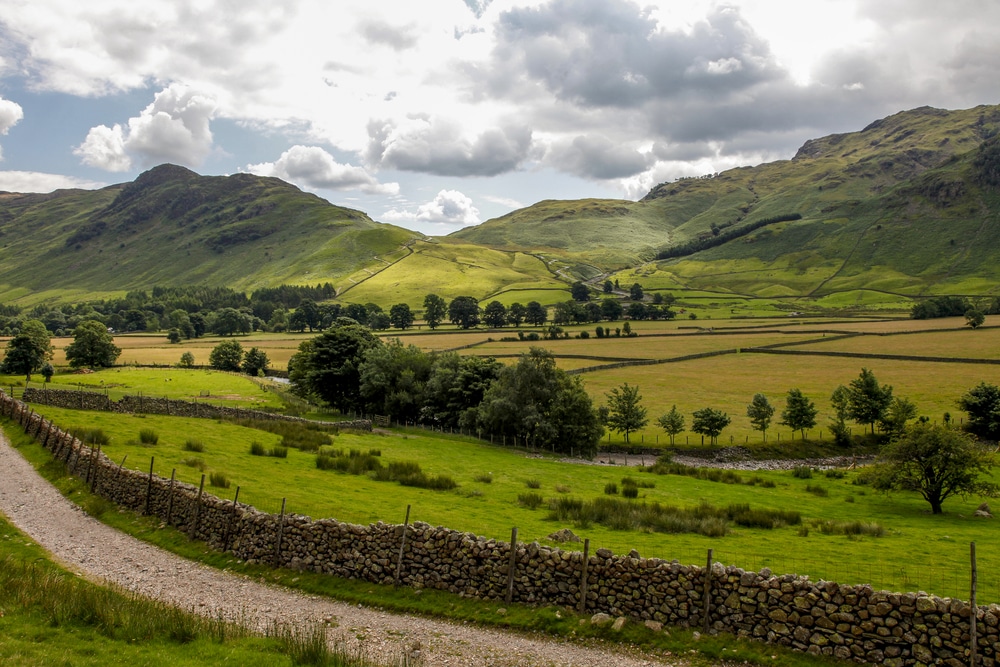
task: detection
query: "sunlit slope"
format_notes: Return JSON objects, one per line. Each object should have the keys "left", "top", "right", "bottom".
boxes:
{"left": 453, "top": 104, "right": 1000, "bottom": 297}
{"left": 337, "top": 238, "right": 569, "bottom": 306}
{"left": 0, "top": 164, "right": 419, "bottom": 301}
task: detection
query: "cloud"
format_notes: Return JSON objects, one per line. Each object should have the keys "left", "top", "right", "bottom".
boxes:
{"left": 367, "top": 116, "right": 531, "bottom": 177}
{"left": 75, "top": 84, "right": 216, "bottom": 171}
{"left": 544, "top": 135, "right": 652, "bottom": 180}
{"left": 382, "top": 189, "right": 480, "bottom": 226}
{"left": 246, "top": 145, "right": 398, "bottom": 195}
{"left": 0, "top": 96, "right": 24, "bottom": 161}
{"left": 0, "top": 171, "right": 106, "bottom": 193}
{"left": 360, "top": 20, "right": 418, "bottom": 51}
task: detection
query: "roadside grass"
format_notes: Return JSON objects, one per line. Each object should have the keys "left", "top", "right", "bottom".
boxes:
{"left": 3, "top": 425, "right": 845, "bottom": 667}
{"left": 0, "top": 515, "right": 384, "bottom": 667}
{"left": 11, "top": 409, "right": 999, "bottom": 602}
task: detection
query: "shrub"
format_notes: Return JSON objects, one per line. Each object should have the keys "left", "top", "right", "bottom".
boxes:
{"left": 825, "top": 469, "right": 846, "bottom": 479}
{"left": 622, "top": 486, "right": 639, "bottom": 499}
{"left": 182, "top": 439, "right": 205, "bottom": 452}
{"left": 518, "top": 492, "right": 545, "bottom": 509}
{"left": 209, "top": 472, "right": 231, "bottom": 488}
{"left": 315, "top": 454, "right": 337, "bottom": 470}
{"left": 727, "top": 503, "right": 801, "bottom": 529}
{"left": 249, "top": 441, "right": 267, "bottom": 456}
{"left": 806, "top": 484, "right": 829, "bottom": 497}
{"left": 369, "top": 449, "right": 381, "bottom": 457}
{"left": 268, "top": 446, "right": 288, "bottom": 458}
{"left": 791, "top": 466, "right": 813, "bottom": 479}
{"left": 604, "top": 482, "right": 619, "bottom": 495}
{"left": 138, "top": 428, "right": 159, "bottom": 445}
{"left": 72, "top": 428, "right": 110, "bottom": 446}
{"left": 474, "top": 473, "right": 494, "bottom": 484}
{"left": 525, "top": 479, "right": 541, "bottom": 489}
{"left": 182, "top": 457, "right": 205, "bottom": 471}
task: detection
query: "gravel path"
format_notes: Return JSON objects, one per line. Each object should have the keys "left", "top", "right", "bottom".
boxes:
{"left": 0, "top": 431, "right": 690, "bottom": 667}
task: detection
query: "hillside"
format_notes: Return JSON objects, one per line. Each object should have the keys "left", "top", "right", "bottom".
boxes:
{"left": 452, "top": 104, "right": 1000, "bottom": 298}
{"left": 0, "top": 165, "right": 419, "bottom": 304}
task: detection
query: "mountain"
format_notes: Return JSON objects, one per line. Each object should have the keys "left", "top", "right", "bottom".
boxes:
{"left": 452, "top": 104, "right": 1000, "bottom": 297}
{"left": 0, "top": 165, "right": 419, "bottom": 302}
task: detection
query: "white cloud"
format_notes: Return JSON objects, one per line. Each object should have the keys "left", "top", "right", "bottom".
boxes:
{"left": 0, "top": 96, "right": 24, "bottom": 161}
{"left": 245, "top": 145, "right": 398, "bottom": 195}
{"left": 75, "top": 84, "right": 216, "bottom": 171}
{"left": 0, "top": 171, "right": 106, "bottom": 193}
{"left": 383, "top": 189, "right": 481, "bottom": 226}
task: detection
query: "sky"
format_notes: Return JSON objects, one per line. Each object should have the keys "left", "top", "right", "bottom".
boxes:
{"left": 0, "top": 1, "right": 998, "bottom": 236}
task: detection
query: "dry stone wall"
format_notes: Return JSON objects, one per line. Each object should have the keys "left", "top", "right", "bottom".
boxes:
{"left": 2, "top": 388, "right": 996, "bottom": 666}
{"left": 22, "top": 387, "right": 371, "bottom": 431}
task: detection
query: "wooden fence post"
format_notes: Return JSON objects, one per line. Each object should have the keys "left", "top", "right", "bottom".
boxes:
{"left": 273, "top": 498, "right": 287, "bottom": 567}
{"left": 191, "top": 473, "right": 206, "bottom": 538}
{"left": 89, "top": 444, "right": 102, "bottom": 493}
{"left": 703, "top": 548, "right": 713, "bottom": 633}
{"left": 971, "top": 541, "right": 978, "bottom": 667}
{"left": 144, "top": 456, "right": 155, "bottom": 515}
{"left": 578, "top": 538, "right": 590, "bottom": 614}
{"left": 394, "top": 505, "right": 412, "bottom": 587}
{"left": 222, "top": 486, "right": 240, "bottom": 552}
{"left": 506, "top": 527, "right": 518, "bottom": 604}
{"left": 166, "top": 469, "right": 177, "bottom": 525}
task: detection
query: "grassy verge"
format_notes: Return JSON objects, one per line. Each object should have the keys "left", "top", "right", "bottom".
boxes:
{"left": 2, "top": 420, "right": 845, "bottom": 667}
{"left": 0, "top": 509, "right": 387, "bottom": 666}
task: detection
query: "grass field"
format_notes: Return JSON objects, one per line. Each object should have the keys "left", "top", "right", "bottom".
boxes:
{"left": 18, "top": 402, "right": 1000, "bottom": 604}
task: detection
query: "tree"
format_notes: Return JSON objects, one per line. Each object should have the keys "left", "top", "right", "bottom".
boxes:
{"left": 870, "top": 423, "right": 999, "bottom": 514}
{"left": 524, "top": 301, "right": 547, "bottom": 326}
{"left": 367, "top": 312, "right": 391, "bottom": 330}
{"left": 423, "top": 294, "right": 447, "bottom": 329}
{"left": 780, "top": 389, "right": 817, "bottom": 440}
{"left": 242, "top": 347, "right": 270, "bottom": 376}
{"left": 476, "top": 348, "right": 603, "bottom": 456}
{"left": 483, "top": 300, "right": 508, "bottom": 328}
{"left": 167, "top": 328, "right": 182, "bottom": 344}
{"left": 957, "top": 382, "right": 1000, "bottom": 440}
{"left": 746, "top": 393, "right": 775, "bottom": 441}
{"left": 359, "top": 339, "right": 433, "bottom": 422}
{"left": 288, "top": 322, "right": 382, "bottom": 412}
{"left": 691, "top": 407, "right": 730, "bottom": 445}
{"left": 629, "top": 283, "right": 644, "bottom": 301}
{"left": 178, "top": 351, "right": 196, "bottom": 368}
{"left": 600, "top": 298, "right": 623, "bottom": 321}
{"left": 209, "top": 340, "right": 244, "bottom": 372}
{"left": 507, "top": 302, "right": 526, "bottom": 327}
{"left": 213, "top": 307, "right": 252, "bottom": 336}
{"left": 41, "top": 362, "right": 54, "bottom": 383}
{"left": 423, "top": 353, "right": 503, "bottom": 428}
{"left": 829, "top": 384, "right": 852, "bottom": 445}
{"left": 1, "top": 319, "right": 52, "bottom": 380}
{"left": 846, "top": 368, "right": 893, "bottom": 434}
{"left": 657, "top": 406, "right": 685, "bottom": 445}
{"left": 603, "top": 280, "right": 613, "bottom": 293}
{"left": 604, "top": 383, "right": 648, "bottom": 444}
{"left": 448, "top": 296, "right": 480, "bottom": 329}
{"left": 879, "top": 396, "right": 918, "bottom": 437}
{"left": 296, "top": 299, "right": 322, "bottom": 332}
{"left": 966, "top": 309, "right": 986, "bottom": 329}
{"left": 65, "top": 320, "right": 121, "bottom": 369}
{"left": 571, "top": 282, "right": 590, "bottom": 302}
{"left": 389, "top": 303, "right": 414, "bottom": 330}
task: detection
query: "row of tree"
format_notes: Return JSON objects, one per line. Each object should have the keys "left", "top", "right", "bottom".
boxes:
{"left": 287, "top": 322, "right": 604, "bottom": 455}
{"left": 1, "top": 319, "right": 121, "bottom": 380}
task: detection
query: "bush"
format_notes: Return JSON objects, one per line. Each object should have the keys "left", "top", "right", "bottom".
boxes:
{"left": 791, "top": 466, "right": 813, "bottom": 479}
{"left": 182, "top": 457, "right": 206, "bottom": 471}
{"left": 315, "top": 454, "right": 337, "bottom": 470}
{"left": 250, "top": 441, "right": 267, "bottom": 456}
{"left": 209, "top": 472, "right": 231, "bottom": 488}
{"left": 622, "top": 486, "right": 639, "bottom": 499}
{"left": 182, "top": 439, "right": 205, "bottom": 452}
{"left": 474, "top": 473, "right": 493, "bottom": 484}
{"left": 268, "top": 446, "right": 288, "bottom": 458}
{"left": 525, "top": 479, "right": 541, "bottom": 489}
{"left": 806, "top": 484, "right": 829, "bottom": 497}
{"left": 604, "top": 482, "right": 619, "bottom": 495}
{"left": 72, "top": 428, "right": 111, "bottom": 446}
{"left": 138, "top": 428, "right": 159, "bottom": 445}
{"left": 518, "top": 492, "right": 545, "bottom": 509}
{"left": 824, "top": 469, "right": 846, "bottom": 479}
{"left": 727, "top": 503, "right": 801, "bottom": 529}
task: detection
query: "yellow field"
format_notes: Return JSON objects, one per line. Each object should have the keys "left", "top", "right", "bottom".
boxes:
{"left": 789, "top": 326, "right": 1000, "bottom": 359}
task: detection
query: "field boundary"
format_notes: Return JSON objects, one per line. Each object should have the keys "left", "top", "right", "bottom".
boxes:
{"left": 743, "top": 347, "right": 1000, "bottom": 365}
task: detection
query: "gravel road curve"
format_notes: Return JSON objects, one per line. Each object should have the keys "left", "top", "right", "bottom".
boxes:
{"left": 0, "top": 430, "right": 692, "bottom": 667}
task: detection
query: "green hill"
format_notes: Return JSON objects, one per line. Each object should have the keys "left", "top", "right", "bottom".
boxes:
{"left": 453, "top": 104, "right": 1000, "bottom": 299}
{"left": 0, "top": 164, "right": 419, "bottom": 304}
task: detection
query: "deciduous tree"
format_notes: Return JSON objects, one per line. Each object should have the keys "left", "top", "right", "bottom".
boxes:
{"left": 657, "top": 406, "right": 685, "bottom": 445}
{"left": 691, "top": 407, "right": 730, "bottom": 445}
{"left": 209, "top": 340, "right": 243, "bottom": 372}
{"left": 483, "top": 301, "right": 508, "bottom": 328}
{"left": 957, "top": 382, "right": 1000, "bottom": 440}
{"left": 448, "top": 296, "right": 480, "bottom": 329}
{"left": 604, "top": 383, "right": 648, "bottom": 444}
{"left": 780, "top": 389, "right": 818, "bottom": 440}
{"left": 746, "top": 393, "right": 775, "bottom": 441}
{"left": 870, "top": 423, "right": 998, "bottom": 514}
{"left": 847, "top": 368, "right": 893, "bottom": 434}
{"left": 423, "top": 294, "right": 447, "bottom": 329}
{"left": 66, "top": 320, "right": 121, "bottom": 370}
{"left": 288, "top": 322, "right": 382, "bottom": 412}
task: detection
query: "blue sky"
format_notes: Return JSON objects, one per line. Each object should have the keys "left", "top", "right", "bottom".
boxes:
{"left": 0, "top": 0, "right": 998, "bottom": 235}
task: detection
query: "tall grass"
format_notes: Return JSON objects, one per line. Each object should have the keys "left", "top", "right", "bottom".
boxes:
{"left": 139, "top": 428, "right": 159, "bottom": 445}
{"left": 315, "top": 452, "right": 456, "bottom": 490}
{"left": 647, "top": 460, "right": 775, "bottom": 487}
{"left": 233, "top": 418, "right": 334, "bottom": 452}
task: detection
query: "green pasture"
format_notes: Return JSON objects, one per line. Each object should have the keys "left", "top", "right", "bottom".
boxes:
{"left": 20, "top": 405, "right": 1000, "bottom": 603}
{"left": 2, "top": 367, "right": 284, "bottom": 411}
{"left": 790, "top": 326, "right": 1000, "bottom": 359}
